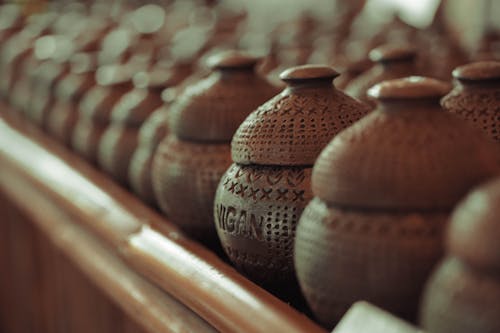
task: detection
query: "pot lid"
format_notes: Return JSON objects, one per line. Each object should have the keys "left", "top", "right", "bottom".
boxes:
{"left": 169, "top": 50, "right": 279, "bottom": 142}
{"left": 453, "top": 61, "right": 500, "bottom": 82}
{"left": 312, "top": 76, "right": 500, "bottom": 210}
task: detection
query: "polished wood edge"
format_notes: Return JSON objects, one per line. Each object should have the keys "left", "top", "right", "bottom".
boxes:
{"left": 0, "top": 157, "right": 216, "bottom": 333}
{"left": 0, "top": 110, "right": 326, "bottom": 333}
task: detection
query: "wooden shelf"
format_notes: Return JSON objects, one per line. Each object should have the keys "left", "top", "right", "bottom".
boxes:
{"left": 0, "top": 108, "right": 325, "bottom": 333}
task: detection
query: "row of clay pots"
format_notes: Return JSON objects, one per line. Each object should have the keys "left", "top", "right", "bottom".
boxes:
{"left": 147, "top": 52, "right": 499, "bottom": 330}
{"left": 1, "top": 5, "right": 499, "bottom": 330}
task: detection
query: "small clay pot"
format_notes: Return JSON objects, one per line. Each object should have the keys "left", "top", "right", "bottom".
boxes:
{"left": 420, "top": 178, "right": 500, "bottom": 333}
{"left": 295, "top": 77, "right": 500, "bottom": 327}
{"left": 72, "top": 64, "right": 134, "bottom": 163}
{"left": 0, "top": 4, "right": 23, "bottom": 44}
{"left": 345, "top": 44, "right": 418, "bottom": 105}
{"left": 0, "top": 12, "right": 56, "bottom": 100}
{"left": 128, "top": 106, "right": 169, "bottom": 206}
{"left": 9, "top": 55, "right": 40, "bottom": 113}
{"left": 441, "top": 61, "right": 500, "bottom": 142}
{"left": 334, "top": 57, "right": 372, "bottom": 90}
{"left": 96, "top": 65, "right": 185, "bottom": 185}
{"left": 27, "top": 60, "right": 70, "bottom": 128}
{"left": 152, "top": 50, "right": 279, "bottom": 245}
{"left": 214, "top": 65, "right": 369, "bottom": 301}
{"left": 46, "top": 52, "right": 98, "bottom": 146}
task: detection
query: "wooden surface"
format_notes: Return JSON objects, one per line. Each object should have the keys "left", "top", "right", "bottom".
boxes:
{"left": 0, "top": 108, "right": 325, "bottom": 333}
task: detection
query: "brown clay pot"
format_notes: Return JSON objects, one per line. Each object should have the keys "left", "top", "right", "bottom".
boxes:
{"left": 46, "top": 53, "right": 98, "bottom": 146}
{"left": 27, "top": 60, "right": 70, "bottom": 128}
{"left": 128, "top": 106, "right": 169, "bottom": 206}
{"left": 214, "top": 65, "right": 369, "bottom": 301}
{"left": 0, "top": 4, "right": 23, "bottom": 45}
{"left": 97, "top": 69, "right": 178, "bottom": 185}
{"left": 345, "top": 44, "right": 418, "bottom": 105}
{"left": 152, "top": 50, "right": 279, "bottom": 245}
{"left": 441, "top": 61, "right": 500, "bottom": 142}
{"left": 420, "top": 178, "right": 500, "bottom": 333}
{"left": 0, "top": 12, "right": 56, "bottom": 100}
{"left": 334, "top": 57, "right": 372, "bottom": 90}
{"left": 294, "top": 77, "right": 500, "bottom": 328}
{"left": 72, "top": 64, "right": 134, "bottom": 163}
{"left": 9, "top": 55, "right": 41, "bottom": 113}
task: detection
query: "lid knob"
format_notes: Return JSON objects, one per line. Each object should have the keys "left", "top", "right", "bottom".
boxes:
{"left": 279, "top": 64, "right": 339, "bottom": 85}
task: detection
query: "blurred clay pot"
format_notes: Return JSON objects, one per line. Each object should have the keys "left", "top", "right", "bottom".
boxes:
{"left": 152, "top": 50, "right": 279, "bottom": 246}
{"left": 72, "top": 64, "right": 134, "bottom": 163}
{"left": 345, "top": 44, "right": 418, "bottom": 105}
{"left": 420, "top": 178, "right": 500, "bottom": 333}
{"left": 441, "top": 61, "right": 500, "bottom": 142}
{"left": 128, "top": 106, "right": 169, "bottom": 206}
{"left": 47, "top": 52, "right": 98, "bottom": 146}
{"left": 97, "top": 64, "right": 190, "bottom": 185}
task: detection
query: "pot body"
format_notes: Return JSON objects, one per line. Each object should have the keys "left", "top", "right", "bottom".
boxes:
{"left": 47, "top": 100, "right": 79, "bottom": 146}
{"left": 214, "top": 163, "right": 312, "bottom": 296}
{"left": 294, "top": 197, "right": 446, "bottom": 327}
{"left": 98, "top": 125, "right": 138, "bottom": 185}
{"left": 72, "top": 118, "right": 107, "bottom": 163}
{"left": 129, "top": 109, "right": 169, "bottom": 205}
{"left": 420, "top": 257, "right": 500, "bottom": 333}
{"left": 47, "top": 72, "right": 95, "bottom": 145}
{"left": 129, "top": 146, "right": 156, "bottom": 205}
{"left": 72, "top": 83, "right": 130, "bottom": 162}
{"left": 152, "top": 136, "right": 232, "bottom": 243}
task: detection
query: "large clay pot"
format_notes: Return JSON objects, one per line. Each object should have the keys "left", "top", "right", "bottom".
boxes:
{"left": 72, "top": 64, "right": 134, "bottom": 163}
{"left": 441, "top": 61, "right": 500, "bottom": 142}
{"left": 214, "top": 65, "right": 369, "bottom": 301}
{"left": 420, "top": 178, "right": 500, "bottom": 333}
{"left": 152, "top": 50, "right": 279, "bottom": 246}
{"left": 345, "top": 44, "right": 418, "bottom": 105}
{"left": 295, "top": 76, "right": 500, "bottom": 328}
{"left": 128, "top": 106, "right": 169, "bottom": 205}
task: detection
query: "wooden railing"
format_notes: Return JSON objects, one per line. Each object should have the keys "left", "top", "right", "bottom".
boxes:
{"left": 0, "top": 107, "right": 326, "bottom": 333}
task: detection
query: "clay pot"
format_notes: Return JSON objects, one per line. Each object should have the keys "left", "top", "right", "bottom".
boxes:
{"left": 27, "top": 60, "right": 70, "bottom": 128}
{"left": 0, "top": 12, "right": 56, "bottom": 100}
{"left": 97, "top": 66, "right": 184, "bottom": 185}
{"left": 129, "top": 106, "right": 169, "bottom": 205}
{"left": 152, "top": 50, "right": 279, "bottom": 245}
{"left": 441, "top": 61, "right": 500, "bottom": 142}
{"left": 335, "top": 58, "right": 372, "bottom": 90}
{"left": 214, "top": 65, "right": 370, "bottom": 300}
{"left": 420, "top": 178, "right": 500, "bottom": 333}
{"left": 72, "top": 64, "right": 134, "bottom": 163}
{"left": 294, "top": 77, "right": 500, "bottom": 327}
{"left": 0, "top": 4, "right": 23, "bottom": 44}
{"left": 345, "top": 45, "right": 418, "bottom": 105}
{"left": 46, "top": 52, "right": 98, "bottom": 146}
{"left": 9, "top": 55, "right": 41, "bottom": 113}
